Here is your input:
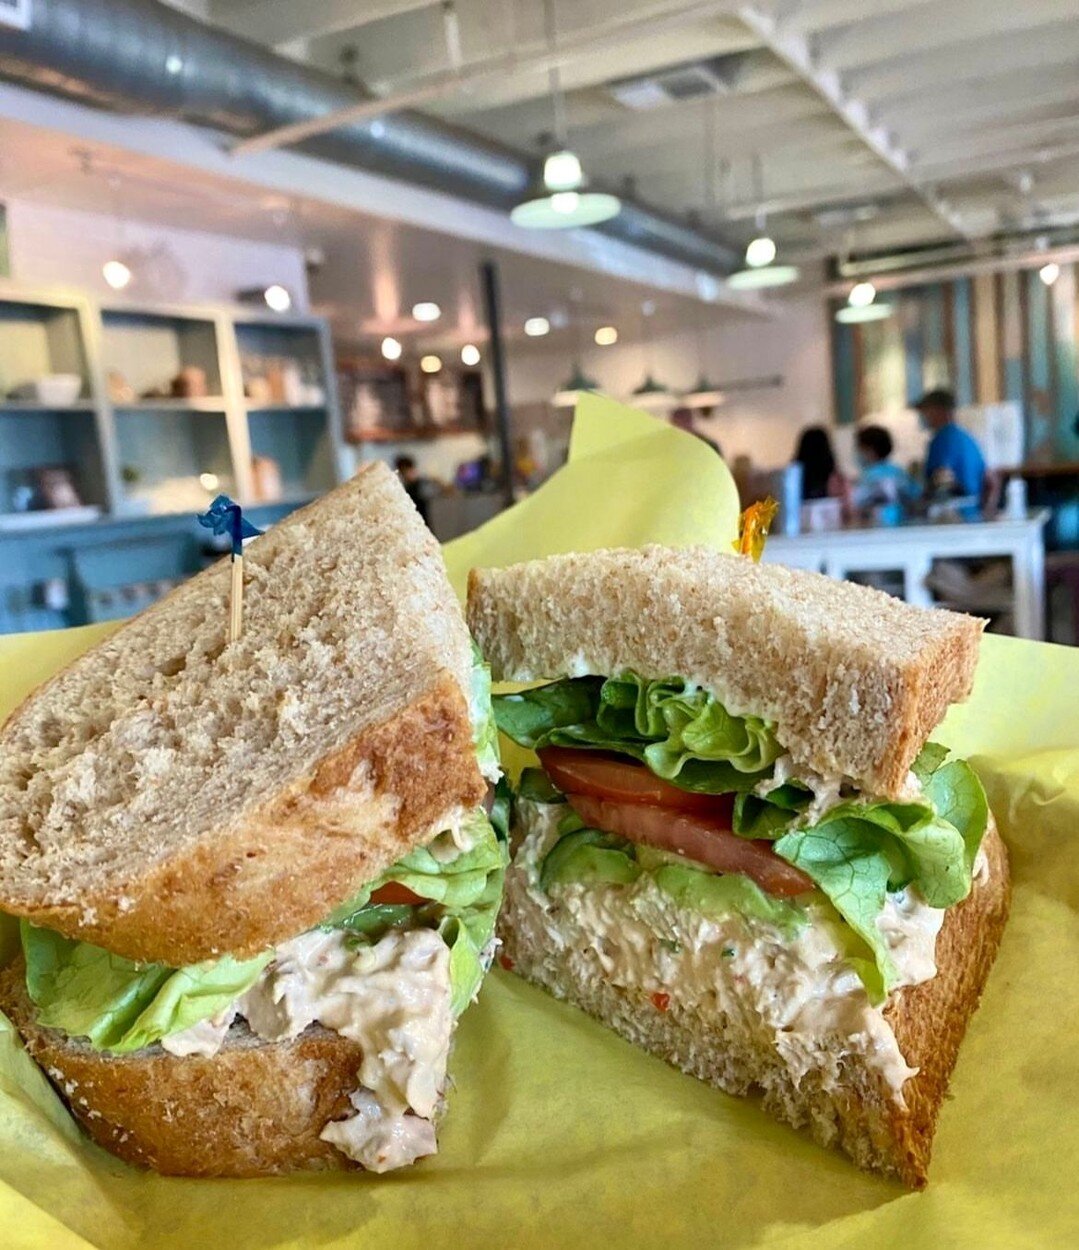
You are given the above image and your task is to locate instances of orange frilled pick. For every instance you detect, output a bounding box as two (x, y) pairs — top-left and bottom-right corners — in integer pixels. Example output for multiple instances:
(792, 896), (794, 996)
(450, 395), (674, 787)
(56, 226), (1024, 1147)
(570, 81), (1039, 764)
(733, 497), (779, 562)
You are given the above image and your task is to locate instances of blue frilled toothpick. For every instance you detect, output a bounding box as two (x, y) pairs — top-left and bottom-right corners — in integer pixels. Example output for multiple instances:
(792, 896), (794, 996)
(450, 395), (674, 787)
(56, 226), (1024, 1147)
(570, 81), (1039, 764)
(197, 495), (263, 642)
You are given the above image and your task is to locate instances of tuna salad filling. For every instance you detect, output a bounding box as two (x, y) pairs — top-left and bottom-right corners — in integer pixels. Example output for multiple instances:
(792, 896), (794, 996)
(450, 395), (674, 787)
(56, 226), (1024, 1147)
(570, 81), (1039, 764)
(493, 670), (991, 1101)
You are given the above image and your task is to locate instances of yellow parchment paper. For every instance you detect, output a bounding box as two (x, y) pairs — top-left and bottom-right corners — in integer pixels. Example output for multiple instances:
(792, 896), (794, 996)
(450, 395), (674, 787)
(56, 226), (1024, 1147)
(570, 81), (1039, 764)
(0, 394), (1076, 1249)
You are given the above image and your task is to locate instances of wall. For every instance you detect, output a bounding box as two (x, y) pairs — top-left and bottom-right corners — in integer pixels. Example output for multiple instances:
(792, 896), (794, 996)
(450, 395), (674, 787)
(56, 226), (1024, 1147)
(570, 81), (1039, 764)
(506, 292), (833, 473)
(833, 263), (1079, 463)
(4, 199), (309, 308)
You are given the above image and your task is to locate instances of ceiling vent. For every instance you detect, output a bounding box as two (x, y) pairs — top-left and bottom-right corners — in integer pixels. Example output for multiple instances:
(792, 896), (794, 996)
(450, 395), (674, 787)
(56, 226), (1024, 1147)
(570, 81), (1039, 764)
(608, 56), (739, 110)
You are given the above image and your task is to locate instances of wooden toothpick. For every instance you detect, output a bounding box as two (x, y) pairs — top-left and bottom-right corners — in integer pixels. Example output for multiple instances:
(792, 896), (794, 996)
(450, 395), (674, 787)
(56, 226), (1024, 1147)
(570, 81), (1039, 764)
(197, 495), (263, 642)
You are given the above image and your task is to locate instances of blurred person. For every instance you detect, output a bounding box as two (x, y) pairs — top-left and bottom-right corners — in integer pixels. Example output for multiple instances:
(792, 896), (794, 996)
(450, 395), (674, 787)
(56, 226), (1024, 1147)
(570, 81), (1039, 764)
(852, 424), (920, 514)
(793, 425), (845, 501)
(914, 388), (986, 501)
(671, 407), (722, 457)
(394, 453), (429, 526)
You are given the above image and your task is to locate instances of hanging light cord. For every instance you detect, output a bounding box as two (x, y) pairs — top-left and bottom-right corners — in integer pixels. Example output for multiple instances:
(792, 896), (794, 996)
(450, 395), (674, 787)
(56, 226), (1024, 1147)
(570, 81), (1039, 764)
(543, 0), (568, 147)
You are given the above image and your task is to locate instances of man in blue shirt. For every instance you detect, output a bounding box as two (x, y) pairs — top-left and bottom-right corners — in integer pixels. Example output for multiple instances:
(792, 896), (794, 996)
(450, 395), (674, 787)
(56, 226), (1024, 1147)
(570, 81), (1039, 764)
(915, 388), (986, 500)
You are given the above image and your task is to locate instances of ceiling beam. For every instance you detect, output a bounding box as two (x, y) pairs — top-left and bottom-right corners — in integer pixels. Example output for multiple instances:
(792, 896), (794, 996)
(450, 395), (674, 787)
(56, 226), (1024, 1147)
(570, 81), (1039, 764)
(876, 62), (1079, 126)
(814, 0), (1077, 74)
(776, 0), (927, 35)
(736, 3), (971, 239)
(230, 0), (741, 158)
(846, 20), (1079, 104)
(914, 136), (1079, 185)
(896, 88), (1079, 149)
(914, 115), (1079, 167)
(208, 0), (440, 51)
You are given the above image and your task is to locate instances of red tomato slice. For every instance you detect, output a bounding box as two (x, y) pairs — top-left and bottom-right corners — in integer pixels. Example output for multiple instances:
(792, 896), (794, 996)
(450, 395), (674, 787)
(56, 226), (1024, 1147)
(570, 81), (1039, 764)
(369, 882), (426, 906)
(565, 793), (813, 898)
(538, 747), (734, 819)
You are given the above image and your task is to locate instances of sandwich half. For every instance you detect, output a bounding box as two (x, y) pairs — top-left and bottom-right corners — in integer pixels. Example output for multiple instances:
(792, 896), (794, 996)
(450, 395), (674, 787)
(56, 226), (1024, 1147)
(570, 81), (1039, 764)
(468, 545), (1010, 1188)
(0, 462), (506, 1176)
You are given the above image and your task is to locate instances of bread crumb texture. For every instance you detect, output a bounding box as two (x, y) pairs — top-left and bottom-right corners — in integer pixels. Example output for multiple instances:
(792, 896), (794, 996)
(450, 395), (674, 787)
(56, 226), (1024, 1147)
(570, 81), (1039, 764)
(468, 547), (983, 797)
(0, 464), (485, 963)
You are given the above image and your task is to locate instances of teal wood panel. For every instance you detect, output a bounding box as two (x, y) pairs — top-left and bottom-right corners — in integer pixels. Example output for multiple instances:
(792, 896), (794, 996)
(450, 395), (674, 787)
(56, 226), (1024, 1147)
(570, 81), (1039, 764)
(951, 278), (974, 406)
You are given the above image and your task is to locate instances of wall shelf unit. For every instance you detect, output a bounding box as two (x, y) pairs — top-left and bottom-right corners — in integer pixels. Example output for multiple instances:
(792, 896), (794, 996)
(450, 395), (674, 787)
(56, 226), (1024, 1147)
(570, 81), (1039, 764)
(0, 282), (341, 632)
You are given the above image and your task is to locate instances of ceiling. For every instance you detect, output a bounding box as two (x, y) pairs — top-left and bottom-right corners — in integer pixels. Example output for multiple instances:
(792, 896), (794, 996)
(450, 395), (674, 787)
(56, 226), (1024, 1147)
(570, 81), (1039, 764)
(0, 111), (735, 352)
(176, 0), (1079, 264)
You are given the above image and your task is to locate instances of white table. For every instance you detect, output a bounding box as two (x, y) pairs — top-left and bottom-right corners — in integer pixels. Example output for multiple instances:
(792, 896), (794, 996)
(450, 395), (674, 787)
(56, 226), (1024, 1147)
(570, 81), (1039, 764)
(764, 511), (1049, 640)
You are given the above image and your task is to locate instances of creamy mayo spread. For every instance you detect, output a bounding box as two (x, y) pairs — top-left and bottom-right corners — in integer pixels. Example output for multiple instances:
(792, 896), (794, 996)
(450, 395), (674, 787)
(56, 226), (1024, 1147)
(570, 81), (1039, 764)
(161, 927), (454, 1171)
(755, 754), (845, 824)
(509, 801), (951, 1103)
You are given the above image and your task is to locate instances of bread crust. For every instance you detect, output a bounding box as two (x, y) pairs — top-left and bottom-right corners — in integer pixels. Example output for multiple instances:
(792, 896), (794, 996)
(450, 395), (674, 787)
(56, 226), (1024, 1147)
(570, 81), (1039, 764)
(500, 819), (1009, 1187)
(10, 670), (486, 965)
(0, 461), (484, 966)
(467, 549), (984, 798)
(0, 961), (364, 1176)
(881, 820), (1011, 1186)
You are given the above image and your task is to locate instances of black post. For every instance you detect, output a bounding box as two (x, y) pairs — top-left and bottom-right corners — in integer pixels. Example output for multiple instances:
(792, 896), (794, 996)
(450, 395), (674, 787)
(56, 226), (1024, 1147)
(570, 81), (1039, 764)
(480, 259), (515, 508)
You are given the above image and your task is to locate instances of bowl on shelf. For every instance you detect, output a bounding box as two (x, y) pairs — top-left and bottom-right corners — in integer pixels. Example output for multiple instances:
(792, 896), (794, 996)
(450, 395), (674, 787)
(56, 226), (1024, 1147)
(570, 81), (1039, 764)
(33, 374), (83, 406)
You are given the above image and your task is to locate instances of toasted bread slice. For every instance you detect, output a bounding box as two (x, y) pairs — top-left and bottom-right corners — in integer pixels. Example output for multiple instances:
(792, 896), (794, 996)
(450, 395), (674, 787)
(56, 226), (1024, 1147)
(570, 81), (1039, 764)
(499, 817), (1009, 1188)
(0, 960), (366, 1176)
(467, 547), (983, 799)
(0, 463), (486, 966)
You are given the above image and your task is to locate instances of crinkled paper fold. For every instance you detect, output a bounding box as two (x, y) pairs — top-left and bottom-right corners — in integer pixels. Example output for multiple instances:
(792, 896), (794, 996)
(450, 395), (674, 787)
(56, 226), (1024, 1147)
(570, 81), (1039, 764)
(0, 394), (1074, 1248)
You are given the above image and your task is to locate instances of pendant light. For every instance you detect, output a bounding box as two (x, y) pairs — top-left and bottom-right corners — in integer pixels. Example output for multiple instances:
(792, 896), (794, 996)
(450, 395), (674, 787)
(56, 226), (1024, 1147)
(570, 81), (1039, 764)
(101, 168), (135, 291)
(511, 0), (620, 231)
(629, 301), (676, 413)
(552, 361), (599, 408)
(834, 278), (893, 323)
(683, 319), (725, 410)
(726, 157), (799, 291)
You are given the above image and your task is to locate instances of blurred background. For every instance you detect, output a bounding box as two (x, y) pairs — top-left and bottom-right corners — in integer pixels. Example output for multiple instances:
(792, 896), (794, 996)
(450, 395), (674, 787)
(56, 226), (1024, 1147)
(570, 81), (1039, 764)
(0, 0), (1077, 640)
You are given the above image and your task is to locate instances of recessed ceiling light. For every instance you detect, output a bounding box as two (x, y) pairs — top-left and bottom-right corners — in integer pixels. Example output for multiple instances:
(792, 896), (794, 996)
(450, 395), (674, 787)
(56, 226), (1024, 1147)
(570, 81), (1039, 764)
(381, 336), (403, 361)
(412, 301), (441, 322)
(102, 259), (132, 290)
(594, 325), (618, 346)
(460, 344), (481, 366)
(263, 284), (292, 312)
(524, 316), (551, 337)
(1039, 262), (1061, 286)
(420, 354), (443, 373)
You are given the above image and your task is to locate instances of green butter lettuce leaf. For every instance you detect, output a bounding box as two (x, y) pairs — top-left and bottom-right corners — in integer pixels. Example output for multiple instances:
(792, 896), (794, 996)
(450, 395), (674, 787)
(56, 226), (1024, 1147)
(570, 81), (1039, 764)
(773, 820), (896, 1003)
(518, 767), (566, 803)
(329, 809), (507, 1017)
(22, 921), (270, 1054)
(493, 672), (781, 792)
(536, 813), (808, 932)
(773, 756), (989, 1003)
(28, 809), (508, 1051)
(326, 809), (508, 921)
(469, 640), (502, 780)
(924, 759), (989, 875)
(733, 784), (810, 838)
(911, 741), (950, 785)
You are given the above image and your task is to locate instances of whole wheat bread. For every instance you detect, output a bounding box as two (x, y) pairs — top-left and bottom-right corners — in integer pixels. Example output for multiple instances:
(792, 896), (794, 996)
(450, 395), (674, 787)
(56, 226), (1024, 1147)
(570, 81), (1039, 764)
(467, 547), (983, 798)
(0, 960), (369, 1175)
(499, 820), (1010, 1188)
(0, 463), (486, 966)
